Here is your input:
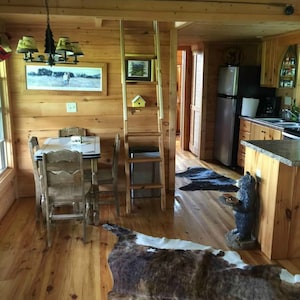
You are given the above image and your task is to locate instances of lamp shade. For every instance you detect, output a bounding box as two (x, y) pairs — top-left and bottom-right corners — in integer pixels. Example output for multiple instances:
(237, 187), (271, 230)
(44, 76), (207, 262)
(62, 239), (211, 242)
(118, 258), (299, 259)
(70, 42), (84, 56)
(16, 36), (38, 53)
(56, 37), (73, 54)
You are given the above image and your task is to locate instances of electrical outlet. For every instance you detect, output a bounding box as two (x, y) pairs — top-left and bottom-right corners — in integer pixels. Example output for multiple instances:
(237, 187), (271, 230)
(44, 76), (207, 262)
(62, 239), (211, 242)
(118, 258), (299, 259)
(66, 102), (77, 113)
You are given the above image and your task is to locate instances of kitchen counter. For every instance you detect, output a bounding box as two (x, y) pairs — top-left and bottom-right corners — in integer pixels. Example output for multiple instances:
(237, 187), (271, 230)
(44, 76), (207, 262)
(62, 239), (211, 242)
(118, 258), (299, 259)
(242, 138), (300, 260)
(241, 139), (300, 167)
(240, 116), (283, 129)
(240, 116), (299, 131)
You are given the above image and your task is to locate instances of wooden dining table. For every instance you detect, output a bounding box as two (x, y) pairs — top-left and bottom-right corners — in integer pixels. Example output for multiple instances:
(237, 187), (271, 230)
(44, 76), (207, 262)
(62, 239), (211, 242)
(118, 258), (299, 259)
(34, 136), (101, 225)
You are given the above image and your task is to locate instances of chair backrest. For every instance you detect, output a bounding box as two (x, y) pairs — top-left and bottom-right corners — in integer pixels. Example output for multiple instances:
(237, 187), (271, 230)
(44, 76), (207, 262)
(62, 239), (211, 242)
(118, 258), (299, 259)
(28, 136), (40, 182)
(58, 127), (87, 137)
(42, 150), (85, 204)
(112, 134), (120, 181)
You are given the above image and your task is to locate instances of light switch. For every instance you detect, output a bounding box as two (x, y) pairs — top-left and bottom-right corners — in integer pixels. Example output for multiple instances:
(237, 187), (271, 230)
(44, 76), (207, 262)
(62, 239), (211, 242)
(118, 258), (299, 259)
(66, 102), (77, 113)
(284, 96), (292, 105)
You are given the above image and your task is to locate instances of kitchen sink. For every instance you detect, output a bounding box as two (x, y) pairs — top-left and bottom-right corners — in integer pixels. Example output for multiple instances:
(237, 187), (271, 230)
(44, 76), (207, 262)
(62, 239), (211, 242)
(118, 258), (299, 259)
(275, 122), (300, 127)
(254, 118), (283, 123)
(253, 118), (300, 127)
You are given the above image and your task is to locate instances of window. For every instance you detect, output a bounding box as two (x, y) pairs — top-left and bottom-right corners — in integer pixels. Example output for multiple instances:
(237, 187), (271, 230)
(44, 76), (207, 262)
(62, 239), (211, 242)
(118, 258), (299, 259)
(0, 88), (7, 173)
(0, 61), (13, 174)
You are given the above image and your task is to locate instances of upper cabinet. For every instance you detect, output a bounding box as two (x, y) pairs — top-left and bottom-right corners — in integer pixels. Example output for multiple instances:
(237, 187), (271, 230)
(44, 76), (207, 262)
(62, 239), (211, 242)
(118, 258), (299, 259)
(279, 45), (297, 88)
(260, 39), (278, 88)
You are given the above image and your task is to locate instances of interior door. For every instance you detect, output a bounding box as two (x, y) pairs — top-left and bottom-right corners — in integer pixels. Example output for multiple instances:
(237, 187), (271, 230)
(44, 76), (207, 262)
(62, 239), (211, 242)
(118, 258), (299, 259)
(189, 51), (204, 156)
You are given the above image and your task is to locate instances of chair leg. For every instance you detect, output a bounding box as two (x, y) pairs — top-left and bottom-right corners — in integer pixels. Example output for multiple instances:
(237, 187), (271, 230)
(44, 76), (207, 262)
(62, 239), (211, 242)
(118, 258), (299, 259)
(113, 185), (120, 216)
(83, 200), (87, 243)
(45, 200), (52, 247)
(35, 190), (41, 222)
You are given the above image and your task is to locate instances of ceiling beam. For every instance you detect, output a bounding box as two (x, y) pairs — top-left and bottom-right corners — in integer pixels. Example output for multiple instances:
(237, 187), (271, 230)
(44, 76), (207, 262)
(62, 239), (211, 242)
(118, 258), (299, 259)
(0, 0), (299, 23)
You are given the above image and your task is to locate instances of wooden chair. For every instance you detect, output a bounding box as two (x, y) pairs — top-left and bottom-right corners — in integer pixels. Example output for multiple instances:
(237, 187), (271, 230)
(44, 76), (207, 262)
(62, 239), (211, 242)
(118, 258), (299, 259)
(28, 136), (43, 222)
(96, 134), (121, 217)
(58, 127), (87, 137)
(41, 149), (91, 247)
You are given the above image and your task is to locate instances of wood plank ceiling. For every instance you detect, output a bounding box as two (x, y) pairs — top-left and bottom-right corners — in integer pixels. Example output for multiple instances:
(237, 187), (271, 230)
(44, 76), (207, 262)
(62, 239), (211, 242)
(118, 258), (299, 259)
(0, 0), (300, 44)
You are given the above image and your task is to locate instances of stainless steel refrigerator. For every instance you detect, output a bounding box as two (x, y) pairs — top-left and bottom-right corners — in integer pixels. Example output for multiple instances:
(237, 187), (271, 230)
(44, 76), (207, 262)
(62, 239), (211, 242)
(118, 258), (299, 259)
(214, 66), (273, 167)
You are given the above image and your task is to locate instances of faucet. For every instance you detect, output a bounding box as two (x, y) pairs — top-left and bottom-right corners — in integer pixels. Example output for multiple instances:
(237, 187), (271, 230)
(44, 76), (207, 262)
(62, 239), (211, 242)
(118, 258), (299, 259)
(282, 108), (299, 121)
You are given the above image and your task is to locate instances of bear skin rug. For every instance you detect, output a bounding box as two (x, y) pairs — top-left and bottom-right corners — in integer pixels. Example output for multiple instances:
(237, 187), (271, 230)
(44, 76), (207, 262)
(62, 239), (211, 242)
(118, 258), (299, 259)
(103, 224), (300, 300)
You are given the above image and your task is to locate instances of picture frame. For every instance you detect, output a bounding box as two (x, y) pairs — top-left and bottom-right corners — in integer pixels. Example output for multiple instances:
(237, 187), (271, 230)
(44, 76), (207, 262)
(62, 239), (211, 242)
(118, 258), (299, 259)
(125, 59), (151, 81)
(25, 63), (107, 94)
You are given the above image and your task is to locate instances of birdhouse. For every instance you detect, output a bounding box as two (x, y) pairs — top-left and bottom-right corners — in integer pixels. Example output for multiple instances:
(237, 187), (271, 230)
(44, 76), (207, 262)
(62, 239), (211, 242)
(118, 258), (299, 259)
(131, 95), (146, 107)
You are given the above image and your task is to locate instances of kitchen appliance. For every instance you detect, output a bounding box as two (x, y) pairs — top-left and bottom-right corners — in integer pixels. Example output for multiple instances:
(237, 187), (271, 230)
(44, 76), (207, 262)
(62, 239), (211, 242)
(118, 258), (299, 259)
(214, 65), (275, 167)
(256, 96), (281, 117)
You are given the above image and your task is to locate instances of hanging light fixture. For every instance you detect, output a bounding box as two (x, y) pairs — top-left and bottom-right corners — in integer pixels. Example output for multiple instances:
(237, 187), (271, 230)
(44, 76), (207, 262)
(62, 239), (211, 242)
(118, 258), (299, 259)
(16, 0), (83, 66)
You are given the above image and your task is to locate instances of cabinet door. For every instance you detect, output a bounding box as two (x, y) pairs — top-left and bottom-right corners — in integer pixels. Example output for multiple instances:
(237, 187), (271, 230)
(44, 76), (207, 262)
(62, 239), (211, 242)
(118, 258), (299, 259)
(279, 45), (297, 88)
(237, 119), (251, 168)
(260, 39), (278, 88)
(251, 123), (282, 140)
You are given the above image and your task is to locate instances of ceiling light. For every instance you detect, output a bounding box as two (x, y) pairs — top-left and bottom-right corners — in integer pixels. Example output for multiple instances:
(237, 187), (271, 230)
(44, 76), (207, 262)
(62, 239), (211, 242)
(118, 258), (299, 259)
(16, 0), (83, 66)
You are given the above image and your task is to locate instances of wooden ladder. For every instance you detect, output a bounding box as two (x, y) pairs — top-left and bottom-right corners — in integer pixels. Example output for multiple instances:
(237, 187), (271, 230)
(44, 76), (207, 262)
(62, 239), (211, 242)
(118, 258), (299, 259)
(120, 20), (166, 214)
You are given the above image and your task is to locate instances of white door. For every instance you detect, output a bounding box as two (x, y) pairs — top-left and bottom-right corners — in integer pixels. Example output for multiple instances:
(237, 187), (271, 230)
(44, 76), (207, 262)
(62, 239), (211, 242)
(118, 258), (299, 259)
(189, 51), (204, 156)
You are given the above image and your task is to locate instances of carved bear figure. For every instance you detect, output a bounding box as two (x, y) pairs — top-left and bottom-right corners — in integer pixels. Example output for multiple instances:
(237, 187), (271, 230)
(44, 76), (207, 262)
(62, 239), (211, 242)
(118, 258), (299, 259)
(233, 171), (257, 240)
(225, 171), (257, 249)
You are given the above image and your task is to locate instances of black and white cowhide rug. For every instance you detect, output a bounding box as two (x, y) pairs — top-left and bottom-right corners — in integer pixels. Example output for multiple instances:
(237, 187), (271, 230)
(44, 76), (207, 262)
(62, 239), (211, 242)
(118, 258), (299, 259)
(176, 167), (239, 192)
(104, 224), (300, 300)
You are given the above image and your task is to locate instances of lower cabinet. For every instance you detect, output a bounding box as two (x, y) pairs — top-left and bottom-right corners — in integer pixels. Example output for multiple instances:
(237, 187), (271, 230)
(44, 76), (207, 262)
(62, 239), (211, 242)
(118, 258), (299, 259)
(237, 119), (282, 168)
(237, 119), (251, 168)
(250, 122), (282, 140)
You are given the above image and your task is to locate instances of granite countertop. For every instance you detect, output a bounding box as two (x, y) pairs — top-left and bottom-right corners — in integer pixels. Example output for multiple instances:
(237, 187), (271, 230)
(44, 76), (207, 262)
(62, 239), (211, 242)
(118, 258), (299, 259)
(241, 140), (300, 167)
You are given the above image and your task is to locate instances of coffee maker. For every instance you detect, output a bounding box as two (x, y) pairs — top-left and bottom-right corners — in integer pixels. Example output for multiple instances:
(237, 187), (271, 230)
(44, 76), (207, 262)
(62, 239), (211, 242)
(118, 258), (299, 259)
(256, 96), (281, 117)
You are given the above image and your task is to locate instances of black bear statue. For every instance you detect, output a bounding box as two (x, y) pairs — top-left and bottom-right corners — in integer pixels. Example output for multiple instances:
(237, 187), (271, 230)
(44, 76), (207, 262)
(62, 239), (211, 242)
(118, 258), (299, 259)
(220, 171), (258, 250)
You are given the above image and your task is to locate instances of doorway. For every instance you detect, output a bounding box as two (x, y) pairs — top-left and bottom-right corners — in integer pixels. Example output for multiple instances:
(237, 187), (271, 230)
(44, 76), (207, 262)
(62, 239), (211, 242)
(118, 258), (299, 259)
(177, 47), (204, 158)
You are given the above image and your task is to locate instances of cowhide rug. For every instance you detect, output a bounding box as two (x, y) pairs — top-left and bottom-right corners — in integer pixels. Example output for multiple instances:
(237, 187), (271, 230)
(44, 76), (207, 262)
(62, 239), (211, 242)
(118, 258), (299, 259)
(103, 224), (300, 300)
(176, 167), (239, 192)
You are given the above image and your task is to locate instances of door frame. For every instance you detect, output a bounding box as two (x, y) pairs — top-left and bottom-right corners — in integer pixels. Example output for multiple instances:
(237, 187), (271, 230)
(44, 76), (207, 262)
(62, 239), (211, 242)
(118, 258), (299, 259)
(178, 46), (192, 151)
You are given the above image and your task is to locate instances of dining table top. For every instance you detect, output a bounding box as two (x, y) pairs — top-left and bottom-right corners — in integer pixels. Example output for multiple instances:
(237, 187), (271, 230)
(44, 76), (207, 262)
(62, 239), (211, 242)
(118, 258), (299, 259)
(34, 136), (101, 160)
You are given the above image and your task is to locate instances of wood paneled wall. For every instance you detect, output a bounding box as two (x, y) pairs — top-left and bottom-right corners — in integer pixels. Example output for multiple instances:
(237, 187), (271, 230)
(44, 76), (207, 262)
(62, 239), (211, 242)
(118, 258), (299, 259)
(5, 21), (174, 198)
(199, 41), (261, 161)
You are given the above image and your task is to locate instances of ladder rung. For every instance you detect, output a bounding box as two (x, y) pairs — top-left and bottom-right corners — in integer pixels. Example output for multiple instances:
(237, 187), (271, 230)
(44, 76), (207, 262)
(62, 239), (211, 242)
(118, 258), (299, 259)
(127, 132), (161, 137)
(125, 53), (157, 60)
(128, 157), (162, 163)
(51, 214), (83, 220)
(129, 183), (163, 190)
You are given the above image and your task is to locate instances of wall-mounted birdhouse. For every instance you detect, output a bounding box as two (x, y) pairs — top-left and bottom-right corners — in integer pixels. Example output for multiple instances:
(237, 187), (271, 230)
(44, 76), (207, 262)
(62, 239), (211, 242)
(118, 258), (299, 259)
(131, 95), (146, 107)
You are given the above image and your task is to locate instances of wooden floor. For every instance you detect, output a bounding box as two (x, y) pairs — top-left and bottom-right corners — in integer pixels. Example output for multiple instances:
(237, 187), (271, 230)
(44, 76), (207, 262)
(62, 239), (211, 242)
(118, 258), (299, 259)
(1, 140), (300, 299)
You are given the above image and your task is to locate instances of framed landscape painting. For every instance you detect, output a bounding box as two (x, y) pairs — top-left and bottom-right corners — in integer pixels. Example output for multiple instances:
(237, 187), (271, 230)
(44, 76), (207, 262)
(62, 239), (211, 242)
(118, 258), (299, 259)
(25, 63), (107, 94)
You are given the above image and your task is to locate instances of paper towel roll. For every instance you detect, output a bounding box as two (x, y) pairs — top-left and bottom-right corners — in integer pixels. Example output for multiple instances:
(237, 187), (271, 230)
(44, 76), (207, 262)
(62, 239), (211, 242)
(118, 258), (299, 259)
(241, 98), (259, 117)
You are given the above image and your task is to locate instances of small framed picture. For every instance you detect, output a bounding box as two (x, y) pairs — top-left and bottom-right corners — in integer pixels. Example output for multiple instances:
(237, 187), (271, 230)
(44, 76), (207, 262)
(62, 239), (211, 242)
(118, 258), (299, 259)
(125, 59), (151, 81)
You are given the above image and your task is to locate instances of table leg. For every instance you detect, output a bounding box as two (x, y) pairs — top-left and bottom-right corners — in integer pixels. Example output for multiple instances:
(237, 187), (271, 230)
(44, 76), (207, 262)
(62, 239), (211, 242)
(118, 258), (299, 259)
(91, 158), (99, 226)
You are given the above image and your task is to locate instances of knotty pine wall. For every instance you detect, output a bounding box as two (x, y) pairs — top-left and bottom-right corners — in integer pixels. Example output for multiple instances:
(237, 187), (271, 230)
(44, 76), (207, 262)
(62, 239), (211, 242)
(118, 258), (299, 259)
(196, 40), (261, 161)
(5, 20), (174, 199)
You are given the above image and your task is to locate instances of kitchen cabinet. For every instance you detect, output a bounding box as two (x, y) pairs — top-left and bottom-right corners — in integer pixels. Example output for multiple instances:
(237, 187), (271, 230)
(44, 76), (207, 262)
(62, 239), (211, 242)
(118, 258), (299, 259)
(279, 45), (297, 88)
(237, 119), (282, 168)
(243, 140), (300, 259)
(260, 39), (278, 88)
(237, 119), (251, 168)
(250, 123), (282, 140)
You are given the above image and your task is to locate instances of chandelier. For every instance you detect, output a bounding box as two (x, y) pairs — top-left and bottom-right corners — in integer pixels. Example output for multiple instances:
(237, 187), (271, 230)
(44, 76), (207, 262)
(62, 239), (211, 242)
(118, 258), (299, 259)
(16, 0), (83, 66)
